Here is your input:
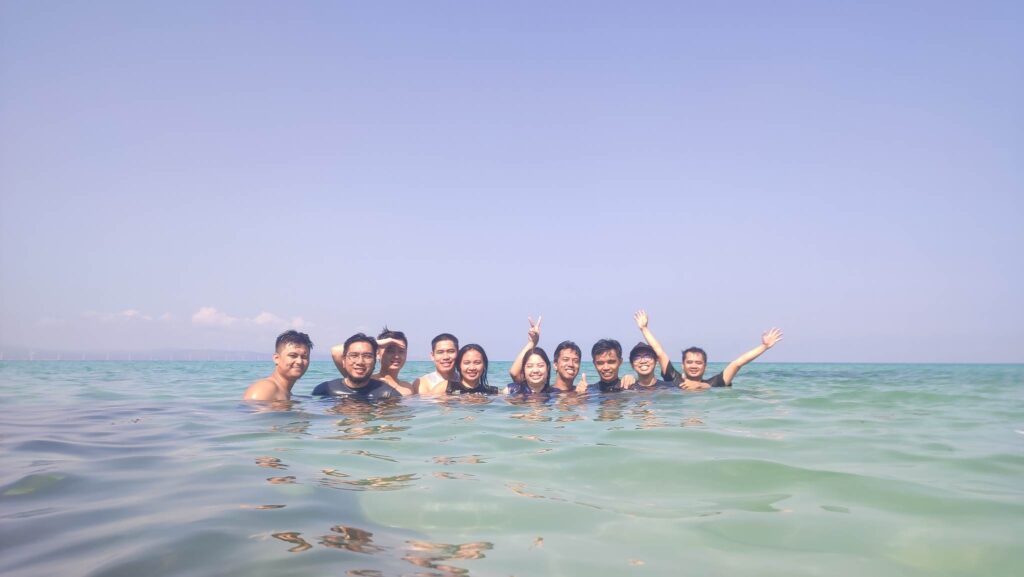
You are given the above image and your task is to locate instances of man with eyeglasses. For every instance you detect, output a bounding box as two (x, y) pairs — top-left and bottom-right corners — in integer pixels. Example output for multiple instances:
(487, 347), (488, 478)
(625, 341), (676, 390)
(314, 333), (401, 399)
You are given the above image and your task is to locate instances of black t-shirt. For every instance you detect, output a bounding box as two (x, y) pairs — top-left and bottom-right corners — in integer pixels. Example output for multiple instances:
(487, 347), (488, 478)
(446, 380), (501, 395)
(505, 382), (553, 396)
(630, 378), (677, 390)
(597, 377), (626, 393)
(662, 363), (730, 387)
(312, 378), (402, 400)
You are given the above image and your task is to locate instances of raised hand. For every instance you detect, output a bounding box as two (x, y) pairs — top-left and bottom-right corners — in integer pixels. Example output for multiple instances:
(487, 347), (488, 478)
(527, 315), (542, 345)
(762, 328), (784, 348)
(634, 309), (648, 329)
(621, 374), (636, 389)
(577, 371), (589, 393)
(375, 337), (400, 358)
(680, 381), (710, 391)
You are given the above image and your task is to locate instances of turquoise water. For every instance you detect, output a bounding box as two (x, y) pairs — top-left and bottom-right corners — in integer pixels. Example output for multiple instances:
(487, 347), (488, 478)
(1, 361), (1022, 577)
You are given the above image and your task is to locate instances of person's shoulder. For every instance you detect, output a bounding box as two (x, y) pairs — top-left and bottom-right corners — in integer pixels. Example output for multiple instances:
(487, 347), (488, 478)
(705, 372), (731, 387)
(662, 362), (682, 383)
(312, 378), (345, 396)
(393, 379), (418, 396)
(243, 378), (282, 401)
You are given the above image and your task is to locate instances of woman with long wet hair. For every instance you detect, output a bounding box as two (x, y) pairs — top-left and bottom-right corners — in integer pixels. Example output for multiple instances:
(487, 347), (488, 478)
(446, 344), (500, 395)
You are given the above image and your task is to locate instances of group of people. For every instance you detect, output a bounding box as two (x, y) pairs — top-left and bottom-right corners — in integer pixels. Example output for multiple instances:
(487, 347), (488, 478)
(242, 310), (784, 402)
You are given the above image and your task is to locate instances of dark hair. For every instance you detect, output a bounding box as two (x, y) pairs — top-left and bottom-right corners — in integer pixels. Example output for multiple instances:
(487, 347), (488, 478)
(276, 330), (313, 352)
(343, 333), (378, 355)
(681, 346), (707, 363)
(455, 343), (489, 386)
(431, 333), (459, 351)
(553, 340), (581, 361)
(591, 339), (622, 360)
(377, 326), (407, 345)
(517, 347), (551, 386)
(629, 342), (656, 363)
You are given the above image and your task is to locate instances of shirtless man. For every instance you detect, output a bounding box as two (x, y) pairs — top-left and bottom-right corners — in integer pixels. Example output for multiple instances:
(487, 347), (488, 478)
(634, 309), (783, 389)
(242, 330), (313, 401)
(414, 333), (459, 397)
(331, 326), (416, 396)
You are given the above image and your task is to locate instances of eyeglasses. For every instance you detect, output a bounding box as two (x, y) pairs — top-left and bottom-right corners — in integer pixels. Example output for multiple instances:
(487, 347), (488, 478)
(344, 353), (375, 361)
(632, 354), (655, 362)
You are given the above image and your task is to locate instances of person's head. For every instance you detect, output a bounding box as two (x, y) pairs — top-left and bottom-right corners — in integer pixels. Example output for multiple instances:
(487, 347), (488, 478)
(377, 326), (408, 373)
(273, 330), (313, 380)
(430, 333), (459, 374)
(591, 339), (623, 382)
(553, 340), (582, 383)
(342, 333), (378, 384)
(519, 347), (551, 389)
(681, 346), (708, 380)
(629, 342), (657, 378)
(455, 344), (489, 387)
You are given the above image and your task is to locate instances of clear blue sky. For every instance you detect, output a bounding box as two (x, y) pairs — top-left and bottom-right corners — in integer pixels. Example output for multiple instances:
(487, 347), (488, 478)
(2, 1), (1021, 362)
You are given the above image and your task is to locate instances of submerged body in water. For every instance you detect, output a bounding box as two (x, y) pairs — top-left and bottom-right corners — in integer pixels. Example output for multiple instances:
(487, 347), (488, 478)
(3, 360), (1023, 577)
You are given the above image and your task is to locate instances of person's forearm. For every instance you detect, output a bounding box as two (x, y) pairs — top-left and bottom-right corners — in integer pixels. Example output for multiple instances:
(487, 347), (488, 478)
(508, 341), (532, 380)
(640, 327), (672, 373)
(730, 343), (769, 370)
(330, 345), (346, 375)
(723, 343), (769, 384)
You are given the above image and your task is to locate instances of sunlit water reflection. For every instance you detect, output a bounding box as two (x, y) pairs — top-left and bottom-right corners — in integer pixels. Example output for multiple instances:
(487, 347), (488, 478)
(1, 361), (1022, 576)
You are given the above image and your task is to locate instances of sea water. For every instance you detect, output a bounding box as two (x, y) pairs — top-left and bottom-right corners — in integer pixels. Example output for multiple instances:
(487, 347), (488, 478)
(1, 361), (1022, 577)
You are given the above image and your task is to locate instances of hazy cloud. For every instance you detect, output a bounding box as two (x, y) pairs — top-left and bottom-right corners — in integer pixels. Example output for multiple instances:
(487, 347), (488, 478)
(191, 307), (239, 327)
(191, 307), (311, 330)
(83, 309), (156, 322)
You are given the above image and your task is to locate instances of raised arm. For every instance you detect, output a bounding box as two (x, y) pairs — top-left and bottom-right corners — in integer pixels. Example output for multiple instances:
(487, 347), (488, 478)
(330, 344), (347, 376)
(508, 316), (541, 381)
(722, 328), (783, 385)
(634, 310), (672, 374)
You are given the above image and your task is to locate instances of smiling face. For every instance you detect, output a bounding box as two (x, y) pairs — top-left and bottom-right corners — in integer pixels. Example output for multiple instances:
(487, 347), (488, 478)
(683, 351), (707, 380)
(379, 341), (407, 373)
(342, 341), (377, 384)
(555, 349), (580, 383)
(593, 350), (622, 382)
(523, 352), (549, 388)
(273, 343), (310, 381)
(459, 349), (485, 387)
(631, 353), (656, 378)
(431, 339), (458, 374)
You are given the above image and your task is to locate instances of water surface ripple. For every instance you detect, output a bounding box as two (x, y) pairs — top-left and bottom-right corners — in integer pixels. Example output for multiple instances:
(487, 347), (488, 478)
(1, 361), (1022, 576)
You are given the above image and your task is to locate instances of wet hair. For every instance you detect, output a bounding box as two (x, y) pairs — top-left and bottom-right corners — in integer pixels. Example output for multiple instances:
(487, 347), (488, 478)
(681, 346), (707, 364)
(455, 343), (489, 386)
(343, 332), (378, 356)
(431, 333), (459, 351)
(517, 347), (551, 387)
(590, 339), (622, 360)
(276, 330), (313, 352)
(377, 326), (407, 346)
(629, 342), (656, 363)
(553, 340), (582, 361)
